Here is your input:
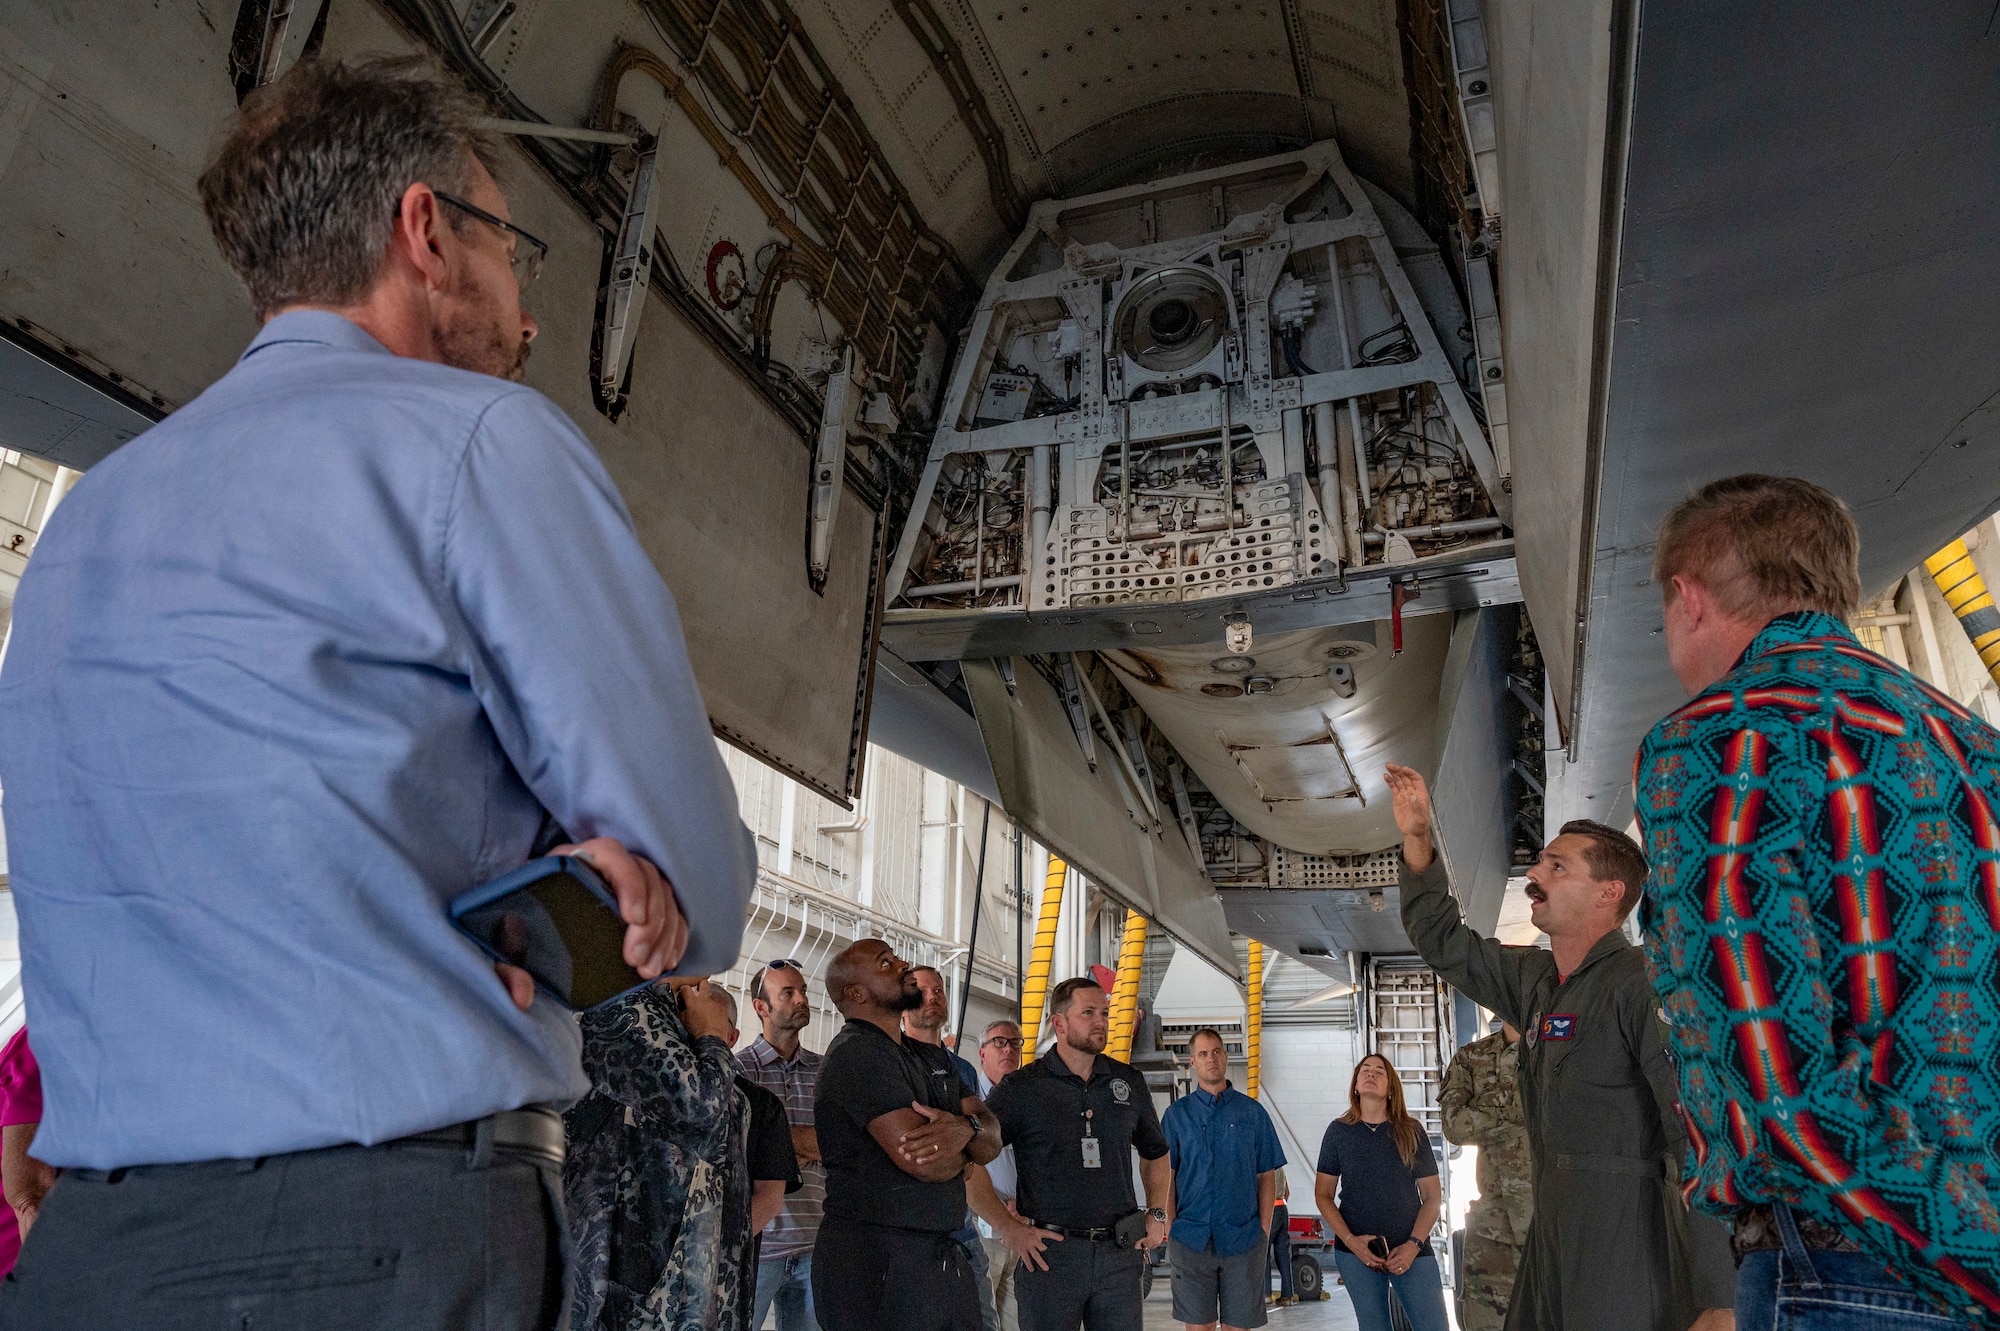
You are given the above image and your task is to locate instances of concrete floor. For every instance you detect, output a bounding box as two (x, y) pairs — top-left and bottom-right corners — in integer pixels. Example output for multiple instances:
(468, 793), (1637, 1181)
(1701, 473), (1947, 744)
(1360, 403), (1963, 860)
(1139, 1272), (1465, 1330)
(1141, 1282), (1361, 1330)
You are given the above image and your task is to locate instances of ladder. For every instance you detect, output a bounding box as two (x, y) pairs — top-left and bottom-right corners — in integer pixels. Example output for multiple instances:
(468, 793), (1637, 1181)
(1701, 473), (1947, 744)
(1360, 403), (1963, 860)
(1366, 957), (1455, 1241)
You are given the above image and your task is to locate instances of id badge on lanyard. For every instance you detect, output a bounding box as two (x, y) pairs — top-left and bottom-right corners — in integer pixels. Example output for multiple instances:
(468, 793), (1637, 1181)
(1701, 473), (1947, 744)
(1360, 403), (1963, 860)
(1082, 1107), (1101, 1168)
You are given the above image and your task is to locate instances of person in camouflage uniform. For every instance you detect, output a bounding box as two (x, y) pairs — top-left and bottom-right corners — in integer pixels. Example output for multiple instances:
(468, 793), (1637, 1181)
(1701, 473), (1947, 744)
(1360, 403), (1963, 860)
(1441, 1022), (1532, 1331)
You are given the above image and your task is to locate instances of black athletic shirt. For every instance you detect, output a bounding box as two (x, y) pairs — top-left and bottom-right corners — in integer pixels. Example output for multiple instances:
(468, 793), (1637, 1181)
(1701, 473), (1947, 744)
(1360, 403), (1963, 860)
(738, 1075), (802, 1192)
(815, 1016), (971, 1232)
(1315, 1118), (1438, 1246)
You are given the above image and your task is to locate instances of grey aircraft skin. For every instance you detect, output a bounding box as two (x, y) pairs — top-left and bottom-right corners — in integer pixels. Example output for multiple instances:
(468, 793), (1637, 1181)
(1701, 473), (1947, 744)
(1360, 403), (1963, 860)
(2, 0), (1999, 981)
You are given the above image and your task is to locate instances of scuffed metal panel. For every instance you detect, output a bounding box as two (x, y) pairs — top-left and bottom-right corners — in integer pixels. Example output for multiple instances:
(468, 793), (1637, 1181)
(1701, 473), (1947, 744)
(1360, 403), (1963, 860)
(0, 0), (887, 802)
(1429, 607), (1513, 936)
(1555, 1), (2000, 825)
(868, 650), (1002, 804)
(1480, 0), (1616, 746)
(0, 4), (260, 402)
(603, 295), (887, 803)
(1101, 617), (1452, 857)
(961, 655), (1237, 980)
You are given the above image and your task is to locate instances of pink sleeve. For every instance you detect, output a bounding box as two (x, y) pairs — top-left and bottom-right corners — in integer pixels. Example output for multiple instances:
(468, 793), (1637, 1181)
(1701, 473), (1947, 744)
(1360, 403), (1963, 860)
(0, 1030), (42, 1127)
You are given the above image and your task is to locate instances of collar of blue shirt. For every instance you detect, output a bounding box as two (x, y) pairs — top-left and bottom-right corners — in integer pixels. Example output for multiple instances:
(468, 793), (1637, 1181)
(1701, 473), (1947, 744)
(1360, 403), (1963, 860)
(242, 309), (395, 363)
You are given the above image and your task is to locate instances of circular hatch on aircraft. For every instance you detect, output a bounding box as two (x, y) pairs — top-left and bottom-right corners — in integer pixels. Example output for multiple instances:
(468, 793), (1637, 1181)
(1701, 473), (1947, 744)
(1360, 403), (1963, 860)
(1114, 266), (1229, 375)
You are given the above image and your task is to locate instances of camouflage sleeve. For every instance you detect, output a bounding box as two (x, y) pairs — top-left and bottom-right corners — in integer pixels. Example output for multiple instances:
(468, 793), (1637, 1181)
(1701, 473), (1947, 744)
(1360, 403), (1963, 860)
(1439, 1046), (1478, 1146)
(1440, 1044), (1509, 1148)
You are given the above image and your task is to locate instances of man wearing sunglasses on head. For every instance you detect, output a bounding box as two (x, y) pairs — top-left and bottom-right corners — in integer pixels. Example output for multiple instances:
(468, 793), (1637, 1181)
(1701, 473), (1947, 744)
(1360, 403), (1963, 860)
(0, 56), (755, 1331)
(740, 959), (827, 1331)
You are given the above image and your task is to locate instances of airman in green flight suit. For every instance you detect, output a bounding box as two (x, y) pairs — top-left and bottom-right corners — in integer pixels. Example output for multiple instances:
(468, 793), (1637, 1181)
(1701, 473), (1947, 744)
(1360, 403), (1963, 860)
(1383, 764), (1736, 1331)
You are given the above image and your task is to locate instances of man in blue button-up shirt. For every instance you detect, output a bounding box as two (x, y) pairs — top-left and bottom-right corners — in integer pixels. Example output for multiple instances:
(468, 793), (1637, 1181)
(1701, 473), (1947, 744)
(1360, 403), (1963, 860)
(1161, 1029), (1287, 1331)
(0, 58), (754, 1331)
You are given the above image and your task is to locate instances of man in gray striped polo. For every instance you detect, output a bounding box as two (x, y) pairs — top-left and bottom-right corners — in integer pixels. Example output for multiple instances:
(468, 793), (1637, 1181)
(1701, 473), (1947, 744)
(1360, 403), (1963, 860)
(739, 960), (825, 1331)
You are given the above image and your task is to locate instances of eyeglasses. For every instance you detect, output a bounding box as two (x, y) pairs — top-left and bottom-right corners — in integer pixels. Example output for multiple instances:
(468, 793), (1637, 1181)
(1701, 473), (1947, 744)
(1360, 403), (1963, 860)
(982, 1036), (1025, 1050)
(430, 190), (548, 292)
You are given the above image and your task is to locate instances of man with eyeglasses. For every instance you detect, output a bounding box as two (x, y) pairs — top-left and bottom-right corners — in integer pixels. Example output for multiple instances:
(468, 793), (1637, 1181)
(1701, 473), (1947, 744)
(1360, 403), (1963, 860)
(906, 967), (997, 1331)
(0, 57), (755, 1331)
(971, 1021), (1026, 1331)
(740, 959), (826, 1331)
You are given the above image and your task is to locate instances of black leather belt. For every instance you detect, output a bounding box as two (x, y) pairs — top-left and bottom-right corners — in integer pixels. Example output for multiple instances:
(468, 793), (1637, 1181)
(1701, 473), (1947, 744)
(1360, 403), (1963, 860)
(1034, 1222), (1121, 1241)
(400, 1106), (564, 1168)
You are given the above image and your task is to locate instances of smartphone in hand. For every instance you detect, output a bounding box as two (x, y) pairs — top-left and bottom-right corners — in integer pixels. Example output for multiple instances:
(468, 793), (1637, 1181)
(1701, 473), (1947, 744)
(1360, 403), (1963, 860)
(451, 856), (647, 1011)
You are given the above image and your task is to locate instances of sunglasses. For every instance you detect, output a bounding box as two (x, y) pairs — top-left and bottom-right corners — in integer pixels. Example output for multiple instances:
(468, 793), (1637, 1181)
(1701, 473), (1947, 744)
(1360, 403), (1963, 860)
(429, 189), (549, 292)
(766, 959), (803, 972)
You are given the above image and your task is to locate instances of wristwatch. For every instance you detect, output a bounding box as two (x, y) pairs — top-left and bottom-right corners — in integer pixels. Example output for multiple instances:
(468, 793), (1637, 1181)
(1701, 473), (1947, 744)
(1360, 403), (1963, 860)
(1146, 1207), (1167, 1223)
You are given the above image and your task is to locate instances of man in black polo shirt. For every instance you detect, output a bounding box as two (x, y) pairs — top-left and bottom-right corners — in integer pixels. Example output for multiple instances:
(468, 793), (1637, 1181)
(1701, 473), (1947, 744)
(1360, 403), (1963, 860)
(973, 978), (1170, 1331)
(813, 938), (1003, 1331)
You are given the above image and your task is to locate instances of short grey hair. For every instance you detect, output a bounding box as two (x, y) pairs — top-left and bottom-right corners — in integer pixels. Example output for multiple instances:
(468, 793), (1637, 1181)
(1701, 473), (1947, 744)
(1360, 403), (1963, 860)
(982, 1018), (1020, 1039)
(713, 983), (739, 1030)
(198, 56), (504, 319)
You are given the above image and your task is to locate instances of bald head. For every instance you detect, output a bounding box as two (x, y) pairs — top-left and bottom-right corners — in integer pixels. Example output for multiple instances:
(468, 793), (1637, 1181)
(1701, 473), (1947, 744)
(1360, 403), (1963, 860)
(826, 938), (922, 1020)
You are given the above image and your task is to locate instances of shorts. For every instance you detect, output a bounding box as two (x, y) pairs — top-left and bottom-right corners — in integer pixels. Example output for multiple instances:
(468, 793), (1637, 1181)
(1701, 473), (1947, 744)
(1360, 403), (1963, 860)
(1168, 1235), (1268, 1329)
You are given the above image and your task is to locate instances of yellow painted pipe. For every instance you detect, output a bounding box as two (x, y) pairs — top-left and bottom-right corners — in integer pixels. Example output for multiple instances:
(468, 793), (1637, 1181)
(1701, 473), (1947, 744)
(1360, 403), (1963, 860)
(1246, 940), (1265, 1099)
(1106, 911), (1148, 1061)
(1925, 539), (2000, 684)
(1019, 856), (1067, 1065)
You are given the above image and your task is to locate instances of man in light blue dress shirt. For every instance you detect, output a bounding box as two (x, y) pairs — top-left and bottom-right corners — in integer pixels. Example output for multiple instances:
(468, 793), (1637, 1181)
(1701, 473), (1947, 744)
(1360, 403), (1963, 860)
(0, 57), (754, 1330)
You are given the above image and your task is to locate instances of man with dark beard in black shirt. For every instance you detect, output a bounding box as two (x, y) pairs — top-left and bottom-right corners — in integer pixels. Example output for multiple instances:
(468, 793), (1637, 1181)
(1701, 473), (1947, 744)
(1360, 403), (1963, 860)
(813, 939), (1003, 1331)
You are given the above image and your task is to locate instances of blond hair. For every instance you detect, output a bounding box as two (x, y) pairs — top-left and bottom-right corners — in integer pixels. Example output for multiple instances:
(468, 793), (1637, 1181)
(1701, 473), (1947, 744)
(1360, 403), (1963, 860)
(1653, 475), (1860, 619)
(1339, 1054), (1422, 1167)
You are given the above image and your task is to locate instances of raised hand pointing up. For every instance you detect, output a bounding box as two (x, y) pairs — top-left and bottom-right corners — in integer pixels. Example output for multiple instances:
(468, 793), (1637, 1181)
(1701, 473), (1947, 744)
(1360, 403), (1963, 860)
(1383, 764), (1435, 870)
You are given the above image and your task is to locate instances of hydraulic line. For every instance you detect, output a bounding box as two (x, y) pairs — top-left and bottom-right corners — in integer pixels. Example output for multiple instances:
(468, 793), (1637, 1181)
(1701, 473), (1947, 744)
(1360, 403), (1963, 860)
(1105, 911), (1149, 1062)
(1246, 940), (1265, 1099)
(1924, 538), (2000, 685)
(1019, 856), (1067, 1065)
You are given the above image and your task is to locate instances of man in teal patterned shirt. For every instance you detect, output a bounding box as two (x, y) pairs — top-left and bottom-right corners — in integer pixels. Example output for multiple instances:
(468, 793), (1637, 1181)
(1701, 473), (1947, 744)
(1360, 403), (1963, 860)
(1636, 475), (2000, 1328)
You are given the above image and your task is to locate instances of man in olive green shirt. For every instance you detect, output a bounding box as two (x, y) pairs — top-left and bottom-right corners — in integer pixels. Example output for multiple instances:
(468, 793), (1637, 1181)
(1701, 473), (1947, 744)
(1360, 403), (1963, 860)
(1384, 764), (1734, 1331)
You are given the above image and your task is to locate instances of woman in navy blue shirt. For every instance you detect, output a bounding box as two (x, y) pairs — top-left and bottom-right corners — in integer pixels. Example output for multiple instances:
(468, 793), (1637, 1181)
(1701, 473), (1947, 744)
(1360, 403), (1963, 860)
(1313, 1054), (1449, 1331)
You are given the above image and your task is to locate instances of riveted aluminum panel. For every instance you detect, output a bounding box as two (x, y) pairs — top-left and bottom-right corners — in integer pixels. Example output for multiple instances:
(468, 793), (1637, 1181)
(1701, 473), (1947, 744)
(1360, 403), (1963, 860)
(961, 655), (1238, 979)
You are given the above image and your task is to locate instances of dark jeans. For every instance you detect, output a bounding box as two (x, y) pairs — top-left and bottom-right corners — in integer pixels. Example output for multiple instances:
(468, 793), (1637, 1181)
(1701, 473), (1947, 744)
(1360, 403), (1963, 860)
(0, 1133), (564, 1330)
(813, 1220), (982, 1331)
(1016, 1234), (1144, 1331)
(1736, 1204), (1963, 1329)
(1270, 1205), (1293, 1298)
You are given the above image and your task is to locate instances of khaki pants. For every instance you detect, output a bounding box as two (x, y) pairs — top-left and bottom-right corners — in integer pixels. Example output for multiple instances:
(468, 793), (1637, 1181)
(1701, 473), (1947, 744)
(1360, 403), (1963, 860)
(981, 1236), (1021, 1331)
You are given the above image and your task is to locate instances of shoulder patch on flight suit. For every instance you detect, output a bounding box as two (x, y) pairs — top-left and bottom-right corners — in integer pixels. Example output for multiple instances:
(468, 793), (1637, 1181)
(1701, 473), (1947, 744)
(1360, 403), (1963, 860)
(1539, 1014), (1577, 1041)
